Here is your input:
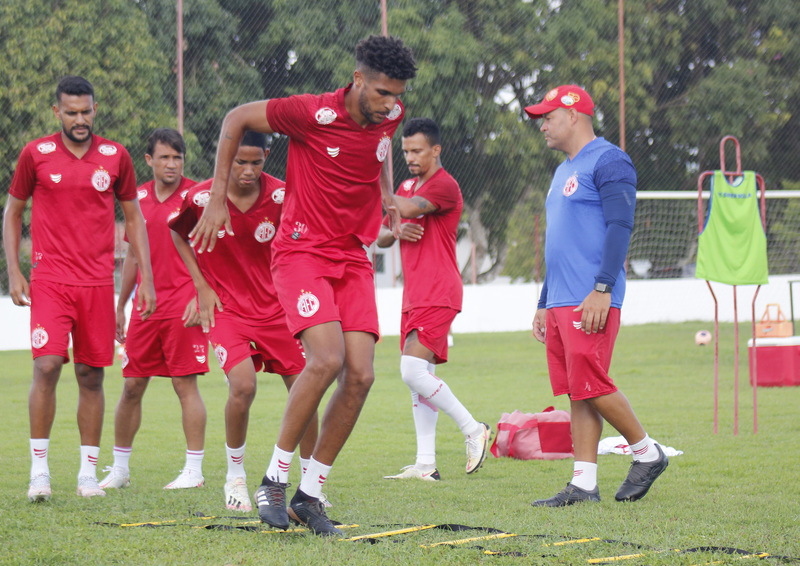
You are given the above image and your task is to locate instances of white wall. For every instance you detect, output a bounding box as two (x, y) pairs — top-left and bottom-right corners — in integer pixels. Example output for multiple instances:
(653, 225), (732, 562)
(3, 274), (799, 350)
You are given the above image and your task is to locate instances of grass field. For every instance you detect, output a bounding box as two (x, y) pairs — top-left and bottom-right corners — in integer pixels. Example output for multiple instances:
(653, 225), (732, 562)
(2, 322), (799, 565)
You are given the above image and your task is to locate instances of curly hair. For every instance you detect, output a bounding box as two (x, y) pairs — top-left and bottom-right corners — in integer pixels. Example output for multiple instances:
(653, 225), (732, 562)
(355, 35), (417, 81)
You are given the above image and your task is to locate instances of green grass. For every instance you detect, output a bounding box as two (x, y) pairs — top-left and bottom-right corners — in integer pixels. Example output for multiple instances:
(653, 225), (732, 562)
(2, 322), (800, 565)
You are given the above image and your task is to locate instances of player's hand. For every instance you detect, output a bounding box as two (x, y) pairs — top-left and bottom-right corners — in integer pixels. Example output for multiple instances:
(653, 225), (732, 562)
(573, 291), (611, 334)
(182, 297), (201, 328)
(115, 308), (127, 344)
(136, 282), (157, 321)
(397, 223), (424, 242)
(382, 193), (402, 239)
(189, 194), (233, 253)
(8, 271), (31, 307)
(197, 287), (223, 333)
(532, 308), (547, 343)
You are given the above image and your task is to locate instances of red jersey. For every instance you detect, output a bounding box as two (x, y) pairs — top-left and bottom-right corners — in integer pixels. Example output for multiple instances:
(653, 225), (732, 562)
(128, 177), (197, 320)
(385, 167), (463, 312)
(266, 85), (404, 259)
(169, 172), (286, 325)
(9, 133), (138, 286)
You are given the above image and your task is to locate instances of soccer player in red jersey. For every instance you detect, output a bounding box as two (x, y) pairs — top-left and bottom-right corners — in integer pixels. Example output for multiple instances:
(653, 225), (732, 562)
(188, 35), (417, 535)
(170, 132), (319, 513)
(377, 118), (491, 482)
(3, 76), (155, 502)
(99, 128), (209, 493)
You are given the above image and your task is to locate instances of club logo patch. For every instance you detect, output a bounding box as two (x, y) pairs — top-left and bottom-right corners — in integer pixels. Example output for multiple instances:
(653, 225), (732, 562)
(92, 168), (112, 192)
(402, 179), (414, 191)
(50, 174), (62, 184)
(214, 344), (228, 367)
(376, 135), (391, 163)
(562, 173), (579, 197)
(37, 142), (57, 154)
(137, 189), (148, 200)
(387, 103), (402, 121)
(544, 88), (559, 102)
(327, 147), (340, 158)
(297, 292), (320, 318)
(315, 107), (337, 125)
(180, 189), (190, 199)
(193, 190), (211, 207)
(98, 144), (118, 156)
(254, 220), (276, 243)
(271, 188), (285, 204)
(31, 326), (49, 349)
(561, 92), (580, 107)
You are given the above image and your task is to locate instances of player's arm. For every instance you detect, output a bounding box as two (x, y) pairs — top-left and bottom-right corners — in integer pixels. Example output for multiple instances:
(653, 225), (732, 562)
(120, 199), (156, 320)
(190, 100), (274, 253)
(393, 193), (437, 219)
(380, 162), (401, 238)
(2, 195), (31, 306)
(171, 230), (222, 333)
(115, 250), (139, 343)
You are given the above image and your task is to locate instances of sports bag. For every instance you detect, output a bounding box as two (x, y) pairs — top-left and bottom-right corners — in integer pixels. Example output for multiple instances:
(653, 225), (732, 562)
(489, 407), (573, 460)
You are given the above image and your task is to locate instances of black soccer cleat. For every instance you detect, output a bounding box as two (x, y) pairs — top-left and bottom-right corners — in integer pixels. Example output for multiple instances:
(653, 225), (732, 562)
(288, 488), (342, 536)
(615, 443), (669, 502)
(255, 476), (289, 529)
(531, 483), (601, 507)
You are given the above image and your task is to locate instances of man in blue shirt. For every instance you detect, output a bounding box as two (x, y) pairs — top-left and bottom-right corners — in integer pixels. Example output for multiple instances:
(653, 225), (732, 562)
(528, 85), (668, 506)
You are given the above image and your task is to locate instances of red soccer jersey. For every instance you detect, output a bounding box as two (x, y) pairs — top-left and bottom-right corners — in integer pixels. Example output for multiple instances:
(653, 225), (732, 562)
(266, 85), (404, 258)
(169, 173), (286, 325)
(9, 133), (138, 286)
(127, 177), (197, 320)
(385, 167), (464, 312)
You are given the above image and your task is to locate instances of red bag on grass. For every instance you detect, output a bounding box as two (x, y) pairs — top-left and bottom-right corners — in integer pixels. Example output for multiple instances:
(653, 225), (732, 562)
(490, 407), (573, 460)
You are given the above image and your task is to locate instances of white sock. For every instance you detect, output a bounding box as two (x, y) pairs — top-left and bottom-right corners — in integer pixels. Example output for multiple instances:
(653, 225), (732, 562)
(266, 445), (294, 484)
(571, 461), (598, 491)
(78, 445), (100, 479)
(629, 434), (659, 463)
(400, 355), (478, 437)
(410, 391), (438, 470)
(299, 457), (311, 477)
(185, 449), (204, 474)
(30, 439), (50, 477)
(299, 457), (331, 500)
(226, 443), (246, 482)
(112, 446), (132, 472)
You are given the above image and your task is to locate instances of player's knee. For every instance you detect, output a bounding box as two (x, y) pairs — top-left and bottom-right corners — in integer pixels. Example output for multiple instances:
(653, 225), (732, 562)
(343, 367), (374, 395)
(33, 356), (63, 382)
(305, 350), (345, 381)
(75, 364), (103, 390)
(400, 355), (429, 390)
(121, 377), (148, 401)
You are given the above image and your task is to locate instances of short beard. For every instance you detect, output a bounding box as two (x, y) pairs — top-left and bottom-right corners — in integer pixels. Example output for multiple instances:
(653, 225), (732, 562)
(358, 89), (386, 125)
(63, 124), (92, 143)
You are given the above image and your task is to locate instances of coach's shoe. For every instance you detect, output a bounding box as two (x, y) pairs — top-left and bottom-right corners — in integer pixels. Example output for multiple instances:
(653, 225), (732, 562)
(28, 473), (52, 503)
(255, 476), (289, 529)
(77, 475), (106, 498)
(163, 469), (204, 490)
(615, 444), (669, 502)
(531, 483), (600, 507)
(288, 488), (342, 536)
(224, 477), (252, 512)
(465, 422), (491, 474)
(384, 465), (441, 482)
(99, 466), (131, 489)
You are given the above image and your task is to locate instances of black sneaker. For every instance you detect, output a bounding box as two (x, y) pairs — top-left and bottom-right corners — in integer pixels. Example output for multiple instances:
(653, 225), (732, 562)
(531, 483), (601, 507)
(255, 476), (289, 529)
(615, 443), (669, 502)
(288, 488), (342, 536)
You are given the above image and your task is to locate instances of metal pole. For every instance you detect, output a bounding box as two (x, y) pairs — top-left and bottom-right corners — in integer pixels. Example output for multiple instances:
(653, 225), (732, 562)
(177, 0), (184, 135)
(618, 0), (626, 151)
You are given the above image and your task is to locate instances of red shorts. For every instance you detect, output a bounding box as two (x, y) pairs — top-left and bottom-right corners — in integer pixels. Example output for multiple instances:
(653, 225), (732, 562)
(401, 307), (459, 364)
(207, 312), (305, 376)
(545, 306), (621, 401)
(272, 250), (379, 339)
(122, 316), (209, 378)
(29, 280), (115, 366)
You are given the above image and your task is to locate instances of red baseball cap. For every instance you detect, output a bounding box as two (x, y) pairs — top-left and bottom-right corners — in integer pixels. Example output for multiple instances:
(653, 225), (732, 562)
(524, 85), (594, 119)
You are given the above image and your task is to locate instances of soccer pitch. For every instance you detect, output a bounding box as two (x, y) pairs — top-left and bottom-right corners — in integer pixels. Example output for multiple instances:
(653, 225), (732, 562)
(2, 323), (799, 565)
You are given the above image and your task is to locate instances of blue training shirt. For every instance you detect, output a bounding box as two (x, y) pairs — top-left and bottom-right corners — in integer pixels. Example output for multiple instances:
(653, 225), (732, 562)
(539, 137), (637, 310)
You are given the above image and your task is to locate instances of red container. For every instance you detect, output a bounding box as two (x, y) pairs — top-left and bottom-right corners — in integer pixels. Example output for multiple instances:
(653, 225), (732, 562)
(748, 337), (800, 387)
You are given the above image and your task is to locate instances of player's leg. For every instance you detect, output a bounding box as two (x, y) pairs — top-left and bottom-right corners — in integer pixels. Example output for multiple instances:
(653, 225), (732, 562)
(222, 357), (256, 510)
(28, 354), (64, 502)
(166, 374), (207, 489)
(280, 373), (319, 464)
(74, 362), (106, 497)
(100, 376), (149, 489)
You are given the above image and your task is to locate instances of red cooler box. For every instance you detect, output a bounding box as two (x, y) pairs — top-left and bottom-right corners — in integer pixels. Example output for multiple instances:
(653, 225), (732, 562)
(748, 337), (800, 387)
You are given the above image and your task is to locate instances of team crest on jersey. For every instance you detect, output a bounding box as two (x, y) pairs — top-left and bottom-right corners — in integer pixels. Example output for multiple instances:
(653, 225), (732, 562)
(37, 141), (57, 154)
(137, 189), (148, 200)
(327, 147), (340, 158)
(98, 144), (118, 156)
(376, 135), (391, 163)
(315, 107), (337, 125)
(193, 190), (211, 207)
(271, 188), (285, 204)
(402, 179), (414, 191)
(31, 326), (49, 349)
(193, 344), (206, 364)
(50, 174), (62, 184)
(387, 103), (402, 121)
(562, 173), (579, 197)
(180, 189), (189, 199)
(254, 219), (276, 243)
(92, 168), (112, 192)
(167, 209), (180, 223)
(213, 344), (227, 367)
(297, 291), (320, 318)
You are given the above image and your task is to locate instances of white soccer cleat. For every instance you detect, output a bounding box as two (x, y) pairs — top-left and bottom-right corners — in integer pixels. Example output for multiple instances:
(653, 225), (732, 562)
(224, 477), (252, 511)
(465, 422), (491, 474)
(99, 466), (131, 489)
(164, 469), (205, 490)
(28, 473), (52, 502)
(77, 475), (106, 498)
(383, 465), (441, 482)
